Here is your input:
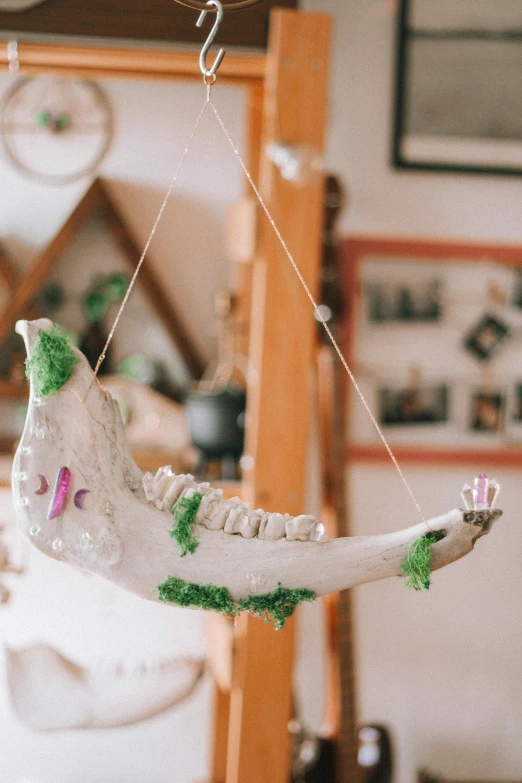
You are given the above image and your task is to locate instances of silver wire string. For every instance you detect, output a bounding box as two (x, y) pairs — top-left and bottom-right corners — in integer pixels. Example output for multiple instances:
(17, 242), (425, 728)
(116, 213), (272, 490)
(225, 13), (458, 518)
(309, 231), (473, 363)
(91, 87), (425, 524)
(89, 97), (210, 388)
(208, 99), (426, 524)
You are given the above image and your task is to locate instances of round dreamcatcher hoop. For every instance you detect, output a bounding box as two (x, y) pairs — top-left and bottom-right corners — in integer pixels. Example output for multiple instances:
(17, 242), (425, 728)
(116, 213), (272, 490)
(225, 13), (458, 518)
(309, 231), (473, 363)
(1, 76), (113, 186)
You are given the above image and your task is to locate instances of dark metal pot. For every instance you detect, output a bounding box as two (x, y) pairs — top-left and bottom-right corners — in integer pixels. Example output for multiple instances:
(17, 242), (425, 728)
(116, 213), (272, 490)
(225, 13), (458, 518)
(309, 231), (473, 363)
(185, 386), (246, 461)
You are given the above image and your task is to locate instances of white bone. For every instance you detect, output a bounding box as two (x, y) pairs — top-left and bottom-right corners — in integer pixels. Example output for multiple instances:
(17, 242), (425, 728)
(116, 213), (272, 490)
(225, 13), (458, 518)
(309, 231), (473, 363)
(5, 643), (204, 730)
(11, 319), (502, 606)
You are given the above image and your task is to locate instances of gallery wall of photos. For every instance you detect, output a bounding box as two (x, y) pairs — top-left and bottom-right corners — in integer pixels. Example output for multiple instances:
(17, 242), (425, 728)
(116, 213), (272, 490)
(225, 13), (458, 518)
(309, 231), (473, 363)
(342, 238), (522, 457)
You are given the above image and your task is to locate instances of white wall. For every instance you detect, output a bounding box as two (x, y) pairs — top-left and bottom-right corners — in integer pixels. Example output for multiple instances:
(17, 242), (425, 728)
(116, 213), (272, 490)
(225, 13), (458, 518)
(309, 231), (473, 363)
(306, 0), (521, 243)
(302, 1), (522, 780)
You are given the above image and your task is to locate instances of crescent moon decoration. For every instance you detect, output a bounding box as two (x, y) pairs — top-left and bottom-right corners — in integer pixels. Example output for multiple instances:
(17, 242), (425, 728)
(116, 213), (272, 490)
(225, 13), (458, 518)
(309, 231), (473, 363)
(74, 489), (90, 510)
(34, 475), (49, 496)
(10, 320), (503, 630)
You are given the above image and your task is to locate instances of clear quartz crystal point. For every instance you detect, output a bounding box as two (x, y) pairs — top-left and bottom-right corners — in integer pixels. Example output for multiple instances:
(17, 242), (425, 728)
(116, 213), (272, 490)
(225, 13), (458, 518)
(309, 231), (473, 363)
(80, 531), (93, 550)
(29, 525), (40, 537)
(460, 484), (475, 510)
(246, 573), (260, 594)
(52, 538), (64, 552)
(474, 473), (489, 509)
(487, 478), (500, 508)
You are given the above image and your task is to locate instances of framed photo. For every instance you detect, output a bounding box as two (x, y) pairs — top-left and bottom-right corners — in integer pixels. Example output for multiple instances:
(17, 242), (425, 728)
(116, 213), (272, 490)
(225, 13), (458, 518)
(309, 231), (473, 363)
(463, 314), (510, 362)
(506, 381), (522, 443)
(343, 237), (522, 456)
(393, 0), (522, 175)
(468, 388), (506, 436)
(366, 278), (441, 323)
(378, 384), (448, 427)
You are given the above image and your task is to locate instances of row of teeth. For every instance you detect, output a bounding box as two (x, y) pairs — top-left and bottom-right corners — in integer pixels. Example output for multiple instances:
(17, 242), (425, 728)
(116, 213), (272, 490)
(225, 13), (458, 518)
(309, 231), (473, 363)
(142, 467), (328, 543)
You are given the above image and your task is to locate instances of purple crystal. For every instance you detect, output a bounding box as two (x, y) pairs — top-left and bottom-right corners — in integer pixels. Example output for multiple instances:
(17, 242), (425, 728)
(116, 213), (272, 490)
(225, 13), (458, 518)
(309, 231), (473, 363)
(34, 475), (49, 496)
(74, 489), (90, 510)
(474, 473), (488, 509)
(47, 467), (71, 520)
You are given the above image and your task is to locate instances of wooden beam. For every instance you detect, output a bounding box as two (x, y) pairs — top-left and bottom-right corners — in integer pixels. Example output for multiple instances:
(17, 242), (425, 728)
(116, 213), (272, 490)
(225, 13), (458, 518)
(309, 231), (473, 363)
(0, 243), (18, 294)
(0, 41), (265, 85)
(225, 10), (331, 783)
(0, 181), (100, 346)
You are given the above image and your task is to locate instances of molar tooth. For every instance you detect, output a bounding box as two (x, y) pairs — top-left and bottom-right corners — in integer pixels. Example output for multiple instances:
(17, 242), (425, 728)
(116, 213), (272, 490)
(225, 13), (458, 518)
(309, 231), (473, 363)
(258, 512), (288, 540)
(310, 521), (328, 543)
(286, 514), (317, 542)
(203, 494), (235, 531)
(239, 509), (262, 538)
(195, 490), (221, 524)
(223, 500), (247, 534)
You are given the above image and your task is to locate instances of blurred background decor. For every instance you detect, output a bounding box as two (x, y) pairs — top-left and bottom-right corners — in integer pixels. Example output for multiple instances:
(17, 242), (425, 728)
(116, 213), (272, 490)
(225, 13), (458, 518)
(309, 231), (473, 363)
(1, 75), (113, 185)
(394, 0), (522, 175)
(0, 178), (203, 467)
(344, 236), (522, 455)
(6, 642), (204, 730)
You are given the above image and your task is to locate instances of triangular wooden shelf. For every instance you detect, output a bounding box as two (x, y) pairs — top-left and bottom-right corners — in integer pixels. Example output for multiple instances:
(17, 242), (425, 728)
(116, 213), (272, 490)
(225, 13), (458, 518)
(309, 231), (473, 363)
(0, 177), (204, 379)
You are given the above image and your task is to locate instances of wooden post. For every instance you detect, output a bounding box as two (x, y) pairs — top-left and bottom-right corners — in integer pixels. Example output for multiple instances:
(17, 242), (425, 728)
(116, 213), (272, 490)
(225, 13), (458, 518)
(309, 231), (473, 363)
(224, 10), (331, 783)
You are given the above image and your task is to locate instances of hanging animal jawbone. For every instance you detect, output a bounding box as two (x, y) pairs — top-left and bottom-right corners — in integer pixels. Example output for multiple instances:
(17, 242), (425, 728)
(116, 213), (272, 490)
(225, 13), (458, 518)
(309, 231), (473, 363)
(5, 643), (204, 731)
(13, 319), (501, 610)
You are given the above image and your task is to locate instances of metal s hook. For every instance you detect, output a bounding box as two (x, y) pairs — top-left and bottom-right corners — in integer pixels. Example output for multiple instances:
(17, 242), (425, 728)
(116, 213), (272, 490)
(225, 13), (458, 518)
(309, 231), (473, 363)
(196, 0), (226, 80)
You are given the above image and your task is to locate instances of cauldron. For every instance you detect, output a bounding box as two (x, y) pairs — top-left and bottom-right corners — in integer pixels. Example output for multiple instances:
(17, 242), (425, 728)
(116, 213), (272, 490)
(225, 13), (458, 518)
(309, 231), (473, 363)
(185, 386), (246, 462)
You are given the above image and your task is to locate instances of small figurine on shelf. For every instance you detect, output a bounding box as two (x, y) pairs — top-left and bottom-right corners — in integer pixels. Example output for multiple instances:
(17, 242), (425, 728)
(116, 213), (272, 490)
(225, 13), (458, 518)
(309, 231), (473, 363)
(79, 273), (128, 375)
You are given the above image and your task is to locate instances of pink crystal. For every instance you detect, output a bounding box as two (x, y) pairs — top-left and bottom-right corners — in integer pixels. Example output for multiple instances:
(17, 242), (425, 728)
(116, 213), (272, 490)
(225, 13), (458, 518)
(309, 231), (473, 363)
(474, 473), (488, 509)
(47, 467), (71, 520)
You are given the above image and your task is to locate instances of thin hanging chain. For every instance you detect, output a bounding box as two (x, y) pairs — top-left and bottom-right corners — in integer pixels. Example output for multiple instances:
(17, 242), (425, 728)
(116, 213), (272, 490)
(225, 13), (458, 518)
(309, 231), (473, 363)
(89, 97), (209, 384)
(208, 99), (426, 524)
(87, 81), (425, 524)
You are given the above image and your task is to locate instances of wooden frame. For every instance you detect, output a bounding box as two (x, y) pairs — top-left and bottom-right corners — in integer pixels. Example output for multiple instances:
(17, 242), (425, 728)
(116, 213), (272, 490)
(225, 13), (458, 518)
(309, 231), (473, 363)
(0, 0), (296, 49)
(0, 177), (205, 378)
(393, 0), (522, 177)
(342, 235), (522, 467)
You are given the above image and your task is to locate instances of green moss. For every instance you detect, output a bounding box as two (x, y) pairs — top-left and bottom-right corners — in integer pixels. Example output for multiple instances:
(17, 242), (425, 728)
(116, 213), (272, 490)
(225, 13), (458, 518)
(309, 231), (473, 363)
(157, 576), (237, 615)
(25, 325), (78, 397)
(156, 577), (317, 630)
(239, 583), (316, 630)
(400, 532), (444, 591)
(169, 492), (202, 556)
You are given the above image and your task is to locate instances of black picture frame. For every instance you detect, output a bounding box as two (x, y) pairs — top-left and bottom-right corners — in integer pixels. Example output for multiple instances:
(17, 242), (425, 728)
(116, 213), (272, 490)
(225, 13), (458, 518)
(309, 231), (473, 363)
(393, 0), (522, 177)
(463, 313), (510, 362)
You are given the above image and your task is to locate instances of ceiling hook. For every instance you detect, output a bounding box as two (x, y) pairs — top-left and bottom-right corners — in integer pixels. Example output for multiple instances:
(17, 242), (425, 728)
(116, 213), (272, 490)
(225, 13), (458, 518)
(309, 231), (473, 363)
(196, 0), (226, 79)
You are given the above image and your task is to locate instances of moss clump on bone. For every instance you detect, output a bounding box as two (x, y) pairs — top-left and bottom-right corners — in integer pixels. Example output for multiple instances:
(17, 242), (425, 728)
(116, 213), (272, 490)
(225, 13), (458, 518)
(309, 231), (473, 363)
(25, 325), (78, 397)
(238, 583), (316, 631)
(169, 492), (202, 556)
(400, 531), (444, 591)
(156, 577), (316, 630)
(157, 576), (236, 615)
